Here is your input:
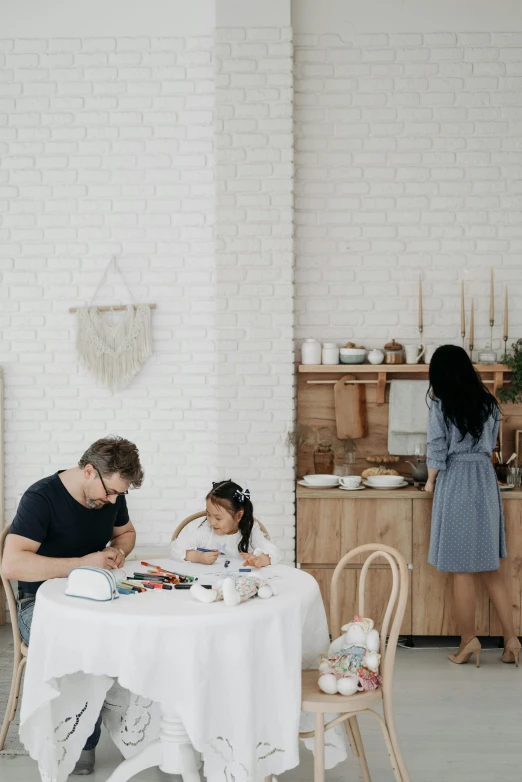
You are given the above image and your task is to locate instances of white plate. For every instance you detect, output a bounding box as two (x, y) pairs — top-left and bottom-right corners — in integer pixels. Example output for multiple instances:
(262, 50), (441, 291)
(363, 480), (409, 490)
(298, 479), (339, 489)
(499, 484), (515, 491)
(339, 485), (366, 491)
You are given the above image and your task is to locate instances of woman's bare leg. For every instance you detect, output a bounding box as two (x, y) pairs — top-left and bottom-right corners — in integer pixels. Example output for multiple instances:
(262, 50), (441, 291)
(453, 573), (477, 648)
(480, 569), (516, 643)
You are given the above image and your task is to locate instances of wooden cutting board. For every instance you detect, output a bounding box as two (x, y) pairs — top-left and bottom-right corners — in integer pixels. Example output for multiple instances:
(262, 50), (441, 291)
(334, 374), (368, 439)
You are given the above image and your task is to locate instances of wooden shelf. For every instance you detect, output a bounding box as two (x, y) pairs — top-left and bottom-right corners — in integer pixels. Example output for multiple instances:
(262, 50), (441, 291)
(298, 363), (511, 403)
(298, 363), (511, 373)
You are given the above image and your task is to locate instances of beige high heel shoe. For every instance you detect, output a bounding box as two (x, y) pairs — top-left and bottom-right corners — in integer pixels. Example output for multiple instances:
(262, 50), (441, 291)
(501, 637), (521, 666)
(448, 637), (481, 667)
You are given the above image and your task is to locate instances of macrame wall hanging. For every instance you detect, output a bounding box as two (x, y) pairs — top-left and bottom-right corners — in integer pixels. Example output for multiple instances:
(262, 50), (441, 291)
(69, 258), (156, 392)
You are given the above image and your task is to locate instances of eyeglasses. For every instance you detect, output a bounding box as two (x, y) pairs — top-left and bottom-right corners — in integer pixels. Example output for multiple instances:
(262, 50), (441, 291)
(95, 468), (128, 498)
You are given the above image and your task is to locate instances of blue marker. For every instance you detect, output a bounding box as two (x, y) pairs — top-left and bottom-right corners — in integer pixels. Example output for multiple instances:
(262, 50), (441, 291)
(197, 548), (224, 555)
(239, 568), (251, 573)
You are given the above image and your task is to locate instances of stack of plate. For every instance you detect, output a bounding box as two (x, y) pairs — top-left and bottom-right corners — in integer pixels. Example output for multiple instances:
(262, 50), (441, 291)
(364, 475), (408, 490)
(298, 474), (339, 489)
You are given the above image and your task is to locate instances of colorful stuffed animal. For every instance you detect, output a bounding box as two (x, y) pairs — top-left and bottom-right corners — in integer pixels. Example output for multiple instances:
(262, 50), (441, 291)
(191, 574), (275, 607)
(318, 615), (382, 695)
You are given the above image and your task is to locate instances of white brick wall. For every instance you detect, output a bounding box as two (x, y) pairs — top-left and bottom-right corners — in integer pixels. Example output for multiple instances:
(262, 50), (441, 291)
(0, 35), (217, 544)
(2, 3), (522, 563)
(215, 26), (295, 558)
(294, 31), (522, 354)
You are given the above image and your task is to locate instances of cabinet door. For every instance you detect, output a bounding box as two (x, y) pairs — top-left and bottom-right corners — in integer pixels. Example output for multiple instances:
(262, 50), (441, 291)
(297, 499), (343, 564)
(490, 500), (522, 636)
(297, 499), (412, 565)
(412, 500), (489, 635)
(303, 566), (412, 636)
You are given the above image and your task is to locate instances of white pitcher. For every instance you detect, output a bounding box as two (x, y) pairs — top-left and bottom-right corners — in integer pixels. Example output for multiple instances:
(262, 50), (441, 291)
(405, 344), (425, 364)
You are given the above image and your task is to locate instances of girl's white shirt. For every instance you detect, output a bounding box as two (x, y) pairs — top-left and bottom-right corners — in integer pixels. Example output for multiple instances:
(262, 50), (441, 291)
(169, 518), (282, 565)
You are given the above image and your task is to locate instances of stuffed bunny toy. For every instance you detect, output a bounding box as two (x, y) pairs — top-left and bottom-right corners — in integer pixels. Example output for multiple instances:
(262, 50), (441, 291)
(191, 574), (275, 607)
(318, 615), (382, 695)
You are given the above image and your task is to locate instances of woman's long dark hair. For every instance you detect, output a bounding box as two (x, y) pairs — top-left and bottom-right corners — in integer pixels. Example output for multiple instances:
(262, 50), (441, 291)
(428, 345), (499, 445)
(205, 480), (254, 554)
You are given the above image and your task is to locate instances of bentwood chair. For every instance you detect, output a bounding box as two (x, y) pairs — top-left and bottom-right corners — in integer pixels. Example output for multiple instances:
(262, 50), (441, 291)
(0, 524), (28, 750)
(300, 544), (410, 782)
(171, 511), (270, 542)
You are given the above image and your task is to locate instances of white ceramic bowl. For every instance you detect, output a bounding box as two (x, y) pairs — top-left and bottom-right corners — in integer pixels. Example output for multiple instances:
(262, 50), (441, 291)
(366, 475), (404, 486)
(339, 348), (366, 365)
(303, 474), (339, 486)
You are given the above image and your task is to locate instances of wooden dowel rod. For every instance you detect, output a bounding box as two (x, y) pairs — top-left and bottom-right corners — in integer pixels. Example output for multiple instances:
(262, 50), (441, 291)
(307, 379), (380, 385)
(307, 378), (495, 386)
(69, 303), (157, 313)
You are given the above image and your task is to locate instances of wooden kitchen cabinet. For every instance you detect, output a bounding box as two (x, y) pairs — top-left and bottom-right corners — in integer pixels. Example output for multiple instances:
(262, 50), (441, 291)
(297, 485), (522, 637)
(298, 495), (413, 635)
(297, 498), (412, 564)
(490, 499), (522, 636)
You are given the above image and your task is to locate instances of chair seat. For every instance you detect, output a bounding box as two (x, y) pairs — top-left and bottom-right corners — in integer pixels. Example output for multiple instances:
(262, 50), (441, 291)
(21, 643), (28, 657)
(301, 669), (383, 713)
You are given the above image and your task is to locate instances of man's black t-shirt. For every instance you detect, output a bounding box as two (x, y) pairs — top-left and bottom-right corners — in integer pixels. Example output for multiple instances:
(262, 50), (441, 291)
(9, 471), (130, 595)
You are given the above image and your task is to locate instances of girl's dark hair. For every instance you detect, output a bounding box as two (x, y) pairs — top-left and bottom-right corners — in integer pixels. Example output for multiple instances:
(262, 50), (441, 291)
(428, 344), (500, 445)
(206, 480), (254, 554)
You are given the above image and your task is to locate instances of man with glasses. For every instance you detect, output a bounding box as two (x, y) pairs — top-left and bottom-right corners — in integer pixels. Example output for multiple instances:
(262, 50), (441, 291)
(2, 435), (144, 774)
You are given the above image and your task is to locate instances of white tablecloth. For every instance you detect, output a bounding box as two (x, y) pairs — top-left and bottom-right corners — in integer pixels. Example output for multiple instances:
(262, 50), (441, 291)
(19, 560), (348, 782)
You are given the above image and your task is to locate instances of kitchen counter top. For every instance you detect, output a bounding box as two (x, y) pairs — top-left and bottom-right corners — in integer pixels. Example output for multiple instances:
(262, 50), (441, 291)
(296, 483), (522, 500)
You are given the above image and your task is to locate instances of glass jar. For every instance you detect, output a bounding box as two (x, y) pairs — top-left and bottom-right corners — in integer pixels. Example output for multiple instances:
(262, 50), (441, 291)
(313, 448), (335, 474)
(384, 339), (404, 364)
(334, 451), (356, 477)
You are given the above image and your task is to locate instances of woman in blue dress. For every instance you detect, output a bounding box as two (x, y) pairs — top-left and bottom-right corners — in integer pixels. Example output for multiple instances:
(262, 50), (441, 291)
(425, 345), (520, 667)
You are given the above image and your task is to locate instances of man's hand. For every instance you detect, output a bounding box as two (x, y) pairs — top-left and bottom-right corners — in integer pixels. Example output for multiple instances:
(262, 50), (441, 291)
(241, 552), (271, 569)
(106, 546), (126, 568)
(81, 549), (120, 570)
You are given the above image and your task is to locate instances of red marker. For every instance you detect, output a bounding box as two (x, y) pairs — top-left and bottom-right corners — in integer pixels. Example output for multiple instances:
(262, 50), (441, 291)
(142, 581), (173, 591)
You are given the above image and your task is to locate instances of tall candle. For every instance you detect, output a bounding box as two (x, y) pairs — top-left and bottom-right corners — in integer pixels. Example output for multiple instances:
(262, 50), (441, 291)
(469, 297), (474, 349)
(490, 269), (494, 325)
(461, 281), (465, 337)
(418, 276), (423, 332)
(504, 286), (508, 341)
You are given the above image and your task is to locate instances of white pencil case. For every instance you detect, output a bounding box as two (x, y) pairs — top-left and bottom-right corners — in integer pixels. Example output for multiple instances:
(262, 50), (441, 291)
(65, 567), (119, 602)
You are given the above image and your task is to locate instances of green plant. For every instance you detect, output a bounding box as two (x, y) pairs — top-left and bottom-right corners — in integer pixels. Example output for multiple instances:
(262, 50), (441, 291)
(286, 424), (356, 457)
(499, 339), (522, 404)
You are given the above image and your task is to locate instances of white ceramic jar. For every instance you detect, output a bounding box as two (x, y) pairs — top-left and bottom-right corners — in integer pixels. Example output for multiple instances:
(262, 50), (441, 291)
(322, 342), (339, 365)
(367, 349), (384, 365)
(301, 338), (322, 365)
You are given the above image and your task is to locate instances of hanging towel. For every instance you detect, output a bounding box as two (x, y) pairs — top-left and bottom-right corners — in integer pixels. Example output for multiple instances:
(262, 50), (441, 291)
(388, 380), (430, 455)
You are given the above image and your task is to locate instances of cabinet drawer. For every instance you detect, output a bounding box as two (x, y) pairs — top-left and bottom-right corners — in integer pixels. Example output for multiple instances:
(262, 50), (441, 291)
(297, 498), (412, 565)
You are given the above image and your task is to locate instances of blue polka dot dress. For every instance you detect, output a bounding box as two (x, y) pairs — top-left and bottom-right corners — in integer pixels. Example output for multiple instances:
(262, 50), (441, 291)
(427, 398), (506, 573)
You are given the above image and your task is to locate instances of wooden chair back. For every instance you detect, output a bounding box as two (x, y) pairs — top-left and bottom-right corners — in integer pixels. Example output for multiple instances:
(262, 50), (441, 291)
(171, 511), (270, 541)
(330, 544), (408, 691)
(0, 525), (24, 656)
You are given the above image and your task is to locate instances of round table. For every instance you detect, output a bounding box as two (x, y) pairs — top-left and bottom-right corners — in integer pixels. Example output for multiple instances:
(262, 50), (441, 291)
(19, 561), (333, 782)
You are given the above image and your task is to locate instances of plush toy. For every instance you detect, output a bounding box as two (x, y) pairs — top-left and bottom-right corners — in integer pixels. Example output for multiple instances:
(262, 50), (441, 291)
(318, 615), (382, 695)
(191, 574), (275, 607)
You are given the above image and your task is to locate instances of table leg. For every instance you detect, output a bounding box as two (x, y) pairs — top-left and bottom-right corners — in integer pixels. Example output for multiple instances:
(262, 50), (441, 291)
(105, 706), (200, 782)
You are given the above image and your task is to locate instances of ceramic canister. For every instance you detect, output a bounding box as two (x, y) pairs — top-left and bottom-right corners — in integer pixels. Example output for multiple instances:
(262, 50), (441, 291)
(322, 342), (339, 365)
(301, 338), (322, 364)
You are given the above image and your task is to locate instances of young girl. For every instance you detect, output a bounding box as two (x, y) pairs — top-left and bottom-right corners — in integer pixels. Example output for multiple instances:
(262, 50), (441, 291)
(425, 345), (519, 667)
(170, 480), (281, 568)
